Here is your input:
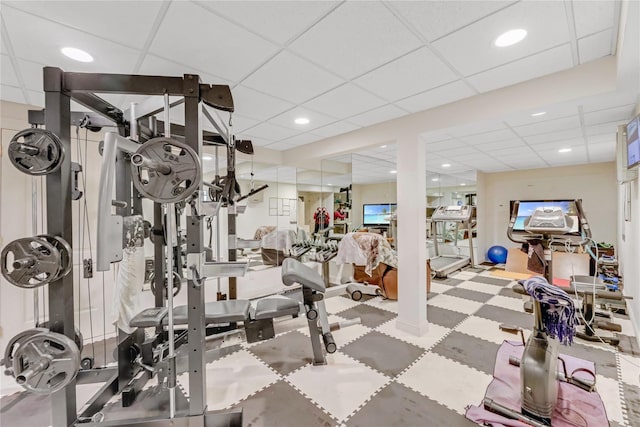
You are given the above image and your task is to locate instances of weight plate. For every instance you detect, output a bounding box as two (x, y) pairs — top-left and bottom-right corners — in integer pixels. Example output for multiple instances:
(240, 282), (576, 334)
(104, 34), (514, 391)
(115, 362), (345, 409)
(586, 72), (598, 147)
(8, 128), (65, 176)
(37, 235), (72, 280)
(2, 328), (48, 376)
(12, 331), (80, 394)
(150, 270), (182, 299)
(1, 237), (62, 289)
(131, 137), (201, 203)
(36, 322), (83, 354)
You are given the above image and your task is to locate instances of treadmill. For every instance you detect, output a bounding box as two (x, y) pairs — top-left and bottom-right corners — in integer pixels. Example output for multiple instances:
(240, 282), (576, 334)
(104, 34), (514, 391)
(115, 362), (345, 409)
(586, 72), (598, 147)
(429, 205), (475, 278)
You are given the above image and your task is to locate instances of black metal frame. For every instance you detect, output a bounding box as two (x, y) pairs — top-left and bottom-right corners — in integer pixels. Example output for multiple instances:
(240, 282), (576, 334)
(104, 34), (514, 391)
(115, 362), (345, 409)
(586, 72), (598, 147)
(37, 67), (238, 427)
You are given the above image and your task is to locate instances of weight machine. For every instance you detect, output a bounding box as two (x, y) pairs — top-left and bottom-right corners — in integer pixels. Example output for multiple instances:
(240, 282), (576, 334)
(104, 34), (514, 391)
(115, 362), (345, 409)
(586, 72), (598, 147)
(0, 67), (250, 427)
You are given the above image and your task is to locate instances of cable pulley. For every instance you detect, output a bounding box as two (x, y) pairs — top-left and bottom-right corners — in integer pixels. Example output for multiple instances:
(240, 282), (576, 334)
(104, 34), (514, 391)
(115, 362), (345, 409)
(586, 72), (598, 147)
(131, 137), (201, 203)
(8, 128), (65, 175)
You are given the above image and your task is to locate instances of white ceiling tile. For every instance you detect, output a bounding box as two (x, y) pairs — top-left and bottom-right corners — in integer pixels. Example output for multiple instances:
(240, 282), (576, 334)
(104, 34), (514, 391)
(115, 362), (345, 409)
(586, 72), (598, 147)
(3, 1), (164, 49)
(312, 121), (361, 138)
(150, 2), (279, 83)
(459, 128), (516, 145)
(587, 141), (616, 161)
(500, 157), (548, 169)
(137, 54), (229, 85)
(390, 1), (516, 42)
(242, 51), (343, 104)
(524, 127), (584, 145)
(229, 114), (261, 134)
(278, 133), (324, 147)
(2, 6), (140, 74)
(304, 83), (386, 119)
(420, 132), (453, 144)
(354, 47), (458, 101)
(1, 54), (19, 87)
(230, 85), (295, 122)
(432, 0), (571, 76)
(587, 133), (616, 144)
(477, 139), (526, 152)
(578, 29), (613, 64)
(242, 122), (301, 142)
(1, 36), (8, 55)
(268, 106), (338, 131)
(248, 137), (275, 148)
(467, 44), (574, 93)
(437, 146), (482, 158)
(489, 146), (537, 158)
(27, 89), (44, 107)
(513, 115), (582, 137)
(425, 139), (469, 152)
(504, 104), (579, 127)
(583, 104), (636, 126)
(584, 121), (621, 137)
(196, 1), (339, 45)
(347, 104), (407, 127)
(445, 120), (506, 137)
(288, 1), (421, 79)
(572, 0), (617, 39)
(528, 137), (586, 152)
(16, 58), (46, 92)
(395, 80), (475, 113)
(263, 141), (296, 151)
(1, 84), (26, 104)
(581, 91), (639, 112)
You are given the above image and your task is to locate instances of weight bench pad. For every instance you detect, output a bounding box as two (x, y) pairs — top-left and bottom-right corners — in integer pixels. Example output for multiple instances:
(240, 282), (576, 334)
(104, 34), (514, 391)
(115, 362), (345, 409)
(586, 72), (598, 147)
(163, 300), (251, 325)
(130, 307), (169, 328)
(281, 258), (325, 293)
(254, 298), (300, 320)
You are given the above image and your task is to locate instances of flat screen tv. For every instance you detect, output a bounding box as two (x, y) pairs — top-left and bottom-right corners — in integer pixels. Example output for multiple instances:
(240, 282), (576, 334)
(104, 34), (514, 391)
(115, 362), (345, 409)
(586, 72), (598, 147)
(363, 203), (396, 226)
(510, 200), (581, 235)
(627, 114), (640, 169)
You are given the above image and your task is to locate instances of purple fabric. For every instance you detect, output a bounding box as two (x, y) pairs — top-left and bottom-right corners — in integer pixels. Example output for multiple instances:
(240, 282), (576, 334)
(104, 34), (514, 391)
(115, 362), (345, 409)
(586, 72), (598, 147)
(466, 341), (609, 427)
(522, 276), (578, 345)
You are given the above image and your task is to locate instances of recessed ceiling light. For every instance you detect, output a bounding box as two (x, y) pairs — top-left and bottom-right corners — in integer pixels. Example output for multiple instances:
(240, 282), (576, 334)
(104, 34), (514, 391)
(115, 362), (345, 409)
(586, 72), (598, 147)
(531, 111), (546, 117)
(327, 183), (332, 186)
(431, 178), (439, 182)
(61, 47), (93, 62)
(442, 163), (451, 168)
(390, 170), (397, 174)
(460, 183), (466, 186)
(558, 148), (572, 153)
(380, 145), (387, 148)
(494, 29), (527, 47)
(294, 117), (309, 125)
(202, 155), (213, 160)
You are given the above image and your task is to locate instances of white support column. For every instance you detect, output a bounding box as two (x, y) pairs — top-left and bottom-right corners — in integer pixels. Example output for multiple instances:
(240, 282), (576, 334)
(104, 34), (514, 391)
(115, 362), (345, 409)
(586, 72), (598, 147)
(396, 136), (428, 336)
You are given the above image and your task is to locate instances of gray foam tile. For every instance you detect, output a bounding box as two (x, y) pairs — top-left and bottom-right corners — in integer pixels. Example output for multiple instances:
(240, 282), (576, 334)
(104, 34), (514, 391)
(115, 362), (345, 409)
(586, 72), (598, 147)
(432, 277), (465, 286)
(248, 330), (314, 375)
(475, 305), (533, 330)
(427, 305), (469, 329)
(498, 286), (522, 299)
(431, 331), (500, 375)
(336, 304), (397, 329)
(443, 287), (495, 303)
(559, 342), (618, 380)
(623, 383), (640, 426)
(467, 275), (512, 286)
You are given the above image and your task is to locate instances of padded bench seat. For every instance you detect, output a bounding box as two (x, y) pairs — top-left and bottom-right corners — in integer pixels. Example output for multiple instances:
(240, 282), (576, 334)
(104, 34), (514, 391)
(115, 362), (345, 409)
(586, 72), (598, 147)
(163, 300), (252, 325)
(254, 297), (300, 320)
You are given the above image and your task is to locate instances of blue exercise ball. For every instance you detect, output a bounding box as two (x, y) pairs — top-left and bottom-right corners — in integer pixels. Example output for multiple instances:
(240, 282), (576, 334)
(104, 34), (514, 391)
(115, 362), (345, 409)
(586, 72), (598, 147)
(487, 245), (508, 264)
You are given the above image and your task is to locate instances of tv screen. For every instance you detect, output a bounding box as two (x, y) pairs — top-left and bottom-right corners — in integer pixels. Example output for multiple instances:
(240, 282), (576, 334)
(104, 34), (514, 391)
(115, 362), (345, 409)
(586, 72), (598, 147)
(627, 115), (640, 169)
(363, 203), (396, 226)
(510, 200), (580, 235)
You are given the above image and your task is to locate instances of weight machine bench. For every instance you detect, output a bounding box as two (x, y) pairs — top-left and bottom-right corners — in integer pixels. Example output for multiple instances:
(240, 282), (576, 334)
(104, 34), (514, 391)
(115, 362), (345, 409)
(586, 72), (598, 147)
(130, 258), (351, 366)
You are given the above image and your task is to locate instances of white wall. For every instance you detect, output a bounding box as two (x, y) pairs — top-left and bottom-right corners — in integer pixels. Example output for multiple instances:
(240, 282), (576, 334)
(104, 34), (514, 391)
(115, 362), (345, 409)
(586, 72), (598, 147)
(476, 162), (617, 262)
(351, 182), (397, 227)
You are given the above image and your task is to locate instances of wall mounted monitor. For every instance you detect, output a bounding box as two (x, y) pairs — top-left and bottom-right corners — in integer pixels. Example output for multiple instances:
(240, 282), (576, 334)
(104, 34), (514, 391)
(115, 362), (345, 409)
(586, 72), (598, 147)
(363, 203), (397, 226)
(510, 200), (581, 235)
(627, 114), (640, 169)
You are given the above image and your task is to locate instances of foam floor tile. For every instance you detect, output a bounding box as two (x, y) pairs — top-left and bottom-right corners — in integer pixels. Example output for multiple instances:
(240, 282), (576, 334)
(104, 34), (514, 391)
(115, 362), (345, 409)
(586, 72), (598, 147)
(431, 331), (501, 375)
(595, 375), (624, 424)
(468, 275), (512, 287)
(457, 280), (503, 295)
(397, 352), (492, 415)
(428, 293), (484, 315)
(427, 305), (470, 329)
(622, 383), (640, 427)
(323, 295), (362, 315)
(248, 330), (316, 375)
(485, 294), (527, 312)
(334, 304), (397, 328)
(376, 318), (451, 350)
(180, 349), (280, 411)
(447, 271), (478, 281)
(429, 281), (455, 294)
(286, 352), (389, 421)
(618, 354), (640, 387)
(363, 296), (398, 314)
(297, 314), (372, 349)
(443, 286), (495, 303)
(474, 304), (533, 330)
(454, 315), (530, 345)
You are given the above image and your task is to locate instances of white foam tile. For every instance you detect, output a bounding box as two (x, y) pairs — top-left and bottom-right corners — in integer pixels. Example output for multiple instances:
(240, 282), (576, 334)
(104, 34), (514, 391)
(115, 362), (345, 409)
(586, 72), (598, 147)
(323, 295), (361, 315)
(364, 297), (398, 314)
(429, 281), (455, 294)
(450, 271), (479, 280)
(454, 316), (530, 345)
(595, 375), (624, 424)
(376, 319), (451, 350)
(297, 314), (371, 348)
(286, 352), (389, 420)
(178, 349), (280, 410)
(618, 354), (640, 387)
(398, 352), (492, 415)
(457, 281), (503, 295)
(485, 295), (527, 313)
(428, 294), (483, 315)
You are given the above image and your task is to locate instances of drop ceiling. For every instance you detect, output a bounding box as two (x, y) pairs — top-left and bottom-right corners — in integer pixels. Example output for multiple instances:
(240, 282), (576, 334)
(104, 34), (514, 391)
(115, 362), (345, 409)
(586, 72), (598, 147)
(1, 0), (638, 187)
